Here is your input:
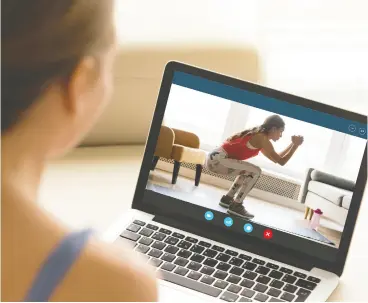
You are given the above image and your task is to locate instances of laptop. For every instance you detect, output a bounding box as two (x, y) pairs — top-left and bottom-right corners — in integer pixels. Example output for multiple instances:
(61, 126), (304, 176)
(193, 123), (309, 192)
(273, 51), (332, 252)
(107, 62), (367, 302)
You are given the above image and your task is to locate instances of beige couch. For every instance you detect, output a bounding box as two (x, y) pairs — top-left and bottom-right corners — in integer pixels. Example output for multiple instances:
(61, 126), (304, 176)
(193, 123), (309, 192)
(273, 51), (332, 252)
(82, 44), (261, 146)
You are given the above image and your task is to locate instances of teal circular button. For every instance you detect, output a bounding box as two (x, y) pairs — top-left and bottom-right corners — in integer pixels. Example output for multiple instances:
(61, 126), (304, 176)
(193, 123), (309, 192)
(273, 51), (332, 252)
(244, 223), (253, 233)
(224, 217), (233, 227)
(204, 211), (214, 221)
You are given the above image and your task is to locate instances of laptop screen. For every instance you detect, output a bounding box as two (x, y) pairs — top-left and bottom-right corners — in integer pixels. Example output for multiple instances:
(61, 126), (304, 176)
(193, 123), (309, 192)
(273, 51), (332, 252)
(142, 69), (367, 262)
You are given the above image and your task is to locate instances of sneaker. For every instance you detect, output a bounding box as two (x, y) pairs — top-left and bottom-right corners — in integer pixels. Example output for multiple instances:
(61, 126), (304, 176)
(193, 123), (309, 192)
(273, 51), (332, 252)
(219, 195), (234, 208)
(227, 202), (255, 219)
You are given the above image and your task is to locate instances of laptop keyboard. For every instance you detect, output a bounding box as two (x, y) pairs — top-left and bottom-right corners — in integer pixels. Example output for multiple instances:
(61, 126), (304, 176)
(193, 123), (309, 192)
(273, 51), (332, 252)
(120, 220), (321, 302)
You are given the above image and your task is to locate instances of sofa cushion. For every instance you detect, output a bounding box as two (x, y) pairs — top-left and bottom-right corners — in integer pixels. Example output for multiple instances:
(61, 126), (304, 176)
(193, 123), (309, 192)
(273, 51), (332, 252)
(311, 170), (355, 191)
(308, 180), (353, 206)
(171, 144), (206, 165)
(342, 194), (353, 210)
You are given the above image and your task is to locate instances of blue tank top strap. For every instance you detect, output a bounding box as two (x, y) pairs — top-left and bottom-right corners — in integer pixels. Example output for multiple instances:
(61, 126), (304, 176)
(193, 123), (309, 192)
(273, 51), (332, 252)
(24, 229), (94, 302)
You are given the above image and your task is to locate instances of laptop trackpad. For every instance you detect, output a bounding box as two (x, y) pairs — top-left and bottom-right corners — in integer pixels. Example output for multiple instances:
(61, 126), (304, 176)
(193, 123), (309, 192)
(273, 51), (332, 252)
(159, 282), (213, 303)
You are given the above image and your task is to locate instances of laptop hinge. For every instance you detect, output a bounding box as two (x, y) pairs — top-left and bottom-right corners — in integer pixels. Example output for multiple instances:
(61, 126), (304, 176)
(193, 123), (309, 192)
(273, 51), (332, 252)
(153, 214), (313, 271)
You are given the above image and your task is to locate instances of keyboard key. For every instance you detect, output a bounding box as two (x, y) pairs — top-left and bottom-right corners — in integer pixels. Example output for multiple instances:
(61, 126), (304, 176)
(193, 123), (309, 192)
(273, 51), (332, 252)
(159, 228), (172, 235)
(229, 257), (244, 267)
(149, 258), (163, 267)
(295, 279), (317, 291)
(162, 253), (176, 262)
(240, 279), (255, 288)
(127, 224), (141, 233)
(190, 254), (205, 263)
(136, 245), (149, 254)
(307, 276), (321, 283)
(239, 254), (252, 261)
(214, 270), (228, 280)
(270, 298), (285, 302)
(214, 280), (229, 289)
(225, 249), (238, 256)
(152, 232), (166, 241)
(160, 270), (222, 297)
(148, 248), (163, 258)
(133, 220), (145, 226)
(140, 228), (154, 237)
(284, 284), (297, 293)
(239, 297), (252, 302)
(217, 262), (231, 271)
(203, 258), (218, 267)
(120, 230), (140, 242)
(280, 267), (293, 274)
(178, 249), (192, 259)
(165, 236), (179, 245)
(253, 258), (266, 265)
(296, 288), (311, 301)
(270, 280), (285, 289)
(203, 249), (217, 258)
(146, 223), (159, 230)
(243, 262), (257, 271)
(281, 292), (295, 302)
(188, 271), (202, 281)
(174, 266), (189, 276)
(254, 293), (269, 302)
(199, 240), (211, 247)
(201, 266), (215, 275)
(172, 232), (185, 239)
(190, 245), (205, 254)
(294, 272), (307, 279)
(226, 275), (241, 284)
(165, 245), (179, 254)
(138, 237), (153, 246)
(269, 270), (283, 280)
(217, 253), (231, 262)
(227, 284), (242, 294)
(178, 240), (192, 250)
(267, 288), (282, 297)
(161, 262), (176, 272)
(201, 275), (215, 285)
(240, 288), (255, 298)
(256, 266), (270, 275)
(243, 270), (257, 280)
(229, 266), (244, 276)
(266, 262), (279, 270)
(187, 261), (202, 271)
(174, 257), (189, 267)
(220, 291), (238, 302)
(282, 275), (297, 284)
(185, 236), (198, 244)
(256, 275), (271, 285)
(152, 241), (166, 250)
(254, 283), (268, 293)
(212, 245), (225, 252)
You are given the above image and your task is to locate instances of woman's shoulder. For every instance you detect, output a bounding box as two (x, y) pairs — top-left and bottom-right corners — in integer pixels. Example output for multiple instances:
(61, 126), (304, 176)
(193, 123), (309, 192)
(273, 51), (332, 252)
(50, 236), (158, 301)
(249, 133), (267, 147)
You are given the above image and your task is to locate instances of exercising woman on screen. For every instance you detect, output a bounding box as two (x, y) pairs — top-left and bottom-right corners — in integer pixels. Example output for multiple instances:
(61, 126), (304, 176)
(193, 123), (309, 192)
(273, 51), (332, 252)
(206, 115), (304, 219)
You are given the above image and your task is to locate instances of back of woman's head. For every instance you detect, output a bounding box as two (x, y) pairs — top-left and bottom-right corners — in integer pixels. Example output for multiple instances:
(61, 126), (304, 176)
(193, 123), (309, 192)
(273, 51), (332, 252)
(1, 0), (115, 133)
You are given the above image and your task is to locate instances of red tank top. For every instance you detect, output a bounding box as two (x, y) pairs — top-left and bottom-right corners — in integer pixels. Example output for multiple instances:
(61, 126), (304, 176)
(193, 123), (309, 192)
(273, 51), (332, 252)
(221, 135), (261, 160)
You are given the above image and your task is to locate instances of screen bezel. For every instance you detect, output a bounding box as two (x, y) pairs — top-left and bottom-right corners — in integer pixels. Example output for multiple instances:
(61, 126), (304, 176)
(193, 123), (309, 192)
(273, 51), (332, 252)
(132, 61), (367, 276)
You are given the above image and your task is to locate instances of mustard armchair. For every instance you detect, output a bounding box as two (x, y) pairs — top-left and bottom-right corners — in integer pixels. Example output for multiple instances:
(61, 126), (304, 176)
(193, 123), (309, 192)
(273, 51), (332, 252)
(152, 126), (206, 186)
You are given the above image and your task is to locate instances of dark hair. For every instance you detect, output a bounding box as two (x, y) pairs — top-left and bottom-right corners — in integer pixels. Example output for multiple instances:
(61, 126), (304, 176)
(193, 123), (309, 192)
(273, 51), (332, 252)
(227, 114), (285, 141)
(1, 0), (115, 133)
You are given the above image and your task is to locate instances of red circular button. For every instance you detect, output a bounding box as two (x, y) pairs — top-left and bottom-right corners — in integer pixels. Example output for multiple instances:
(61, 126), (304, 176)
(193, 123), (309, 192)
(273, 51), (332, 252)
(263, 229), (273, 240)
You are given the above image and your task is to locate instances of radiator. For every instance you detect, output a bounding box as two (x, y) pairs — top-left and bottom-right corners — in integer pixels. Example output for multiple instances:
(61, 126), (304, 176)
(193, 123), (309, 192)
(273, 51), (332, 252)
(157, 158), (302, 201)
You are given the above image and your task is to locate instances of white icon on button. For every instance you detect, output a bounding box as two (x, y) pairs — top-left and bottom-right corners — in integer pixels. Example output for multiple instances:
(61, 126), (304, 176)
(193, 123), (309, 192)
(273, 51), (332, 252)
(348, 124), (357, 132)
(359, 128), (366, 135)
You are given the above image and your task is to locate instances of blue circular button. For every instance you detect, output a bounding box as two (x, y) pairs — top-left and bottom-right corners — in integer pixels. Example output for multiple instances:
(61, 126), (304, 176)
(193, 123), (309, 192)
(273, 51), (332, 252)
(224, 217), (233, 227)
(244, 223), (254, 233)
(204, 211), (214, 221)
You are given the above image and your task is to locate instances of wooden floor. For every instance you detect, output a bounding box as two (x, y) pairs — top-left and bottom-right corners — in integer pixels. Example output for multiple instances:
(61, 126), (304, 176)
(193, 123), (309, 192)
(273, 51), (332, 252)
(148, 169), (342, 247)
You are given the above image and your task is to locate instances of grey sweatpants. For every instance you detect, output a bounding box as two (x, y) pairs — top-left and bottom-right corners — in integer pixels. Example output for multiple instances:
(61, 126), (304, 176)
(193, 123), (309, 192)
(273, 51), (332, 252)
(206, 147), (261, 203)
